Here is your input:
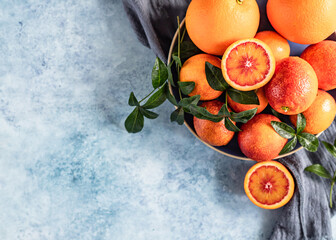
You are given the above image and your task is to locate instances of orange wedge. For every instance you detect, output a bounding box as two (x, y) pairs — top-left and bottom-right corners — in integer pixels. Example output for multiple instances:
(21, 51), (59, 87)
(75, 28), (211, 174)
(221, 39), (276, 91)
(244, 161), (295, 209)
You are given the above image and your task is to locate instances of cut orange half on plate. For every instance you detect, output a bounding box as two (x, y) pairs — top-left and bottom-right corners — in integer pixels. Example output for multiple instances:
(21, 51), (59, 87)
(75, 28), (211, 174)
(221, 39), (276, 91)
(244, 161), (295, 209)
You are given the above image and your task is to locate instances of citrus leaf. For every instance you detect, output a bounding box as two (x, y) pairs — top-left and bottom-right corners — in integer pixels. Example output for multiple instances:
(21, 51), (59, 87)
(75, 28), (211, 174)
(164, 86), (178, 106)
(178, 95), (201, 109)
(124, 107), (144, 133)
(224, 117), (241, 132)
(334, 138), (336, 147)
(170, 107), (185, 125)
(173, 41), (202, 60)
(178, 81), (195, 95)
(172, 55), (182, 67)
(139, 108), (159, 119)
(189, 105), (224, 122)
(128, 92), (139, 106)
(279, 136), (297, 155)
(205, 61), (229, 91)
(296, 113), (306, 134)
(271, 121), (296, 139)
(322, 141), (336, 158)
(218, 103), (230, 117)
(167, 62), (175, 87)
(305, 164), (332, 179)
(152, 57), (168, 89)
(297, 132), (319, 152)
(142, 83), (167, 109)
(227, 88), (259, 105)
(230, 108), (258, 123)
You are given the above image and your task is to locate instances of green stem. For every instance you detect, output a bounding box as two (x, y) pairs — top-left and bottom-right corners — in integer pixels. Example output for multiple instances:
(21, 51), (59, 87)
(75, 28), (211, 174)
(139, 88), (156, 103)
(177, 16), (182, 100)
(330, 171), (336, 208)
(330, 181), (334, 208)
(181, 25), (187, 43)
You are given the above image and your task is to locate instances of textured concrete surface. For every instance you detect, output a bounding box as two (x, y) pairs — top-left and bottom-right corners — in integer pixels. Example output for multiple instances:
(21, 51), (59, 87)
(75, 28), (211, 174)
(0, 0), (335, 239)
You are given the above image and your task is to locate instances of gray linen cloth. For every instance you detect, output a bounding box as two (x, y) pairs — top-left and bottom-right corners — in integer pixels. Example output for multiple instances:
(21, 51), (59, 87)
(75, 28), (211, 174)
(122, 0), (336, 239)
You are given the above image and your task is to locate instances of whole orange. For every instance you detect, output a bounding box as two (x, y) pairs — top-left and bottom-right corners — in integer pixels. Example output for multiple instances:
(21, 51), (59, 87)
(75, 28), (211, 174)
(180, 54), (222, 101)
(238, 114), (287, 161)
(264, 57), (318, 115)
(254, 31), (290, 62)
(194, 101), (235, 146)
(290, 90), (336, 135)
(186, 0), (260, 55)
(267, 0), (336, 44)
(301, 40), (336, 91)
(227, 87), (268, 114)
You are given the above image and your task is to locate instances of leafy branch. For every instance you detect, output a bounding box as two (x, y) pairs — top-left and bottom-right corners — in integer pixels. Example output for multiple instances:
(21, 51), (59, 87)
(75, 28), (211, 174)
(305, 138), (336, 208)
(271, 113), (319, 154)
(125, 16), (259, 133)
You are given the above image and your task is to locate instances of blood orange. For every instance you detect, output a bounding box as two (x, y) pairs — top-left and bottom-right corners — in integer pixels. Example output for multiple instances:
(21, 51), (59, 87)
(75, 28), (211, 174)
(221, 39), (275, 91)
(244, 161), (295, 209)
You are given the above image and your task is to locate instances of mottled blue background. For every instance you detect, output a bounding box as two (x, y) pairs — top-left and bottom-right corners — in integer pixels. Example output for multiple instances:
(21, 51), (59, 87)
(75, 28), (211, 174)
(0, 1), (335, 239)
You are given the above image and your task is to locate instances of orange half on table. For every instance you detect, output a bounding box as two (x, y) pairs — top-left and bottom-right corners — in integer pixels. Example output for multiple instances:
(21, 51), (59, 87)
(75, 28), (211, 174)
(244, 161), (295, 209)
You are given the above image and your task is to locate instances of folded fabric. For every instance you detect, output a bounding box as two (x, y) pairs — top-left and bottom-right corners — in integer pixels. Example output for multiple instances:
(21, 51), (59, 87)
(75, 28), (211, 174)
(122, 0), (336, 239)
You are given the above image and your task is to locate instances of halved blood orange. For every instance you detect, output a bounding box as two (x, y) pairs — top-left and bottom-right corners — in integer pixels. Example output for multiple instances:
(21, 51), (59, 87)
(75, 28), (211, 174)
(244, 161), (295, 209)
(221, 39), (276, 91)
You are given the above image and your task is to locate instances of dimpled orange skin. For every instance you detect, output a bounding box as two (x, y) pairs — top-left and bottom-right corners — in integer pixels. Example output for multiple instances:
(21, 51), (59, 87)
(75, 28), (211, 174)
(186, 0), (260, 55)
(254, 31), (290, 62)
(194, 101), (235, 146)
(301, 41), (336, 91)
(227, 88), (268, 114)
(264, 57), (318, 115)
(290, 90), (336, 135)
(267, 0), (336, 44)
(180, 54), (223, 101)
(238, 114), (287, 161)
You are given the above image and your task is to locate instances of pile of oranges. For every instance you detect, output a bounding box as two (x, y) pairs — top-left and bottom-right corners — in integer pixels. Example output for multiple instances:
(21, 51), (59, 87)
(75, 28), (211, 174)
(180, 0), (336, 209)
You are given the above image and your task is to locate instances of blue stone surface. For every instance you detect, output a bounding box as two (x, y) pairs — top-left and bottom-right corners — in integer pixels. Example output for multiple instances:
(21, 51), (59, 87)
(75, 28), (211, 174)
(0, 1), (335, 239)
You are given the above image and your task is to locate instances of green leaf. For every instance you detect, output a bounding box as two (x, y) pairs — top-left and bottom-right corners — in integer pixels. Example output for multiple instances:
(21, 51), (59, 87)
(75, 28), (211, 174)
(224, 117), (241, 132)
(271, 121), (296, 139)
(124, 107), (144, 133)
(164, 86), (178, 106)
(139, 108), (159, 119)
(218, 103), (230, 117)
(297, 132), (319, 152)
(322, 141), (336, 158)
(230, 108), (258, 123)
(178, 95), (201, 108)
(142, 83), (167, 109)
(152, 58), (168, 89)
(271, 108), (282, 119)
(296, 113), (306, 134)
(227, 88), (260, 105)
(170, 107), (184, 125)
(128, 92), (139, 106)
(205, 61), (229, 91)
(173, 41), (202, 60)
(178, 81), (195, 95)
(334, 138), (336, 147)
(279, 136), (297, 155)
(305, 164), (332, 179)
(189, 105), (224, 122)
(172, 55), (182, 68)
(167, 62), (175, 87)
